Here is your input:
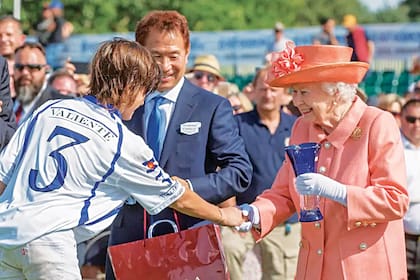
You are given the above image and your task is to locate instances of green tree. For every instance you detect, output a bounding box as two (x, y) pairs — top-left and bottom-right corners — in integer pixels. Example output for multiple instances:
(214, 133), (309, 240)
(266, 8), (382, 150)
(375, 6), (411, 23)
(401, 0), (420, 21)
(0, 0), (413, 35)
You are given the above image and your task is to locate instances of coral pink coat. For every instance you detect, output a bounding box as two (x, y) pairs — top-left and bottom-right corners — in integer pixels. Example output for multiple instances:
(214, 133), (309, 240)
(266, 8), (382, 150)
(252, 97), (409, 280)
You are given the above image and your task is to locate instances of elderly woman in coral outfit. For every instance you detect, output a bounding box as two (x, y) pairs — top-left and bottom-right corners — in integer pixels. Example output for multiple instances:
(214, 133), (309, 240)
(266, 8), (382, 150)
(237, 42), (409, 280)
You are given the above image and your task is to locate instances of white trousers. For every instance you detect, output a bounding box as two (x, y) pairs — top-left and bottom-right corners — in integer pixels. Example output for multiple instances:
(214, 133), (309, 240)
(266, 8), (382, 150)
(0, 230), (81, 280)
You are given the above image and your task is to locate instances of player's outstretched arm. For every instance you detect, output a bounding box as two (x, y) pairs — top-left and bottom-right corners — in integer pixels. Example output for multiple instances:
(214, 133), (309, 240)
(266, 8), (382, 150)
(170, 177), (243, 227)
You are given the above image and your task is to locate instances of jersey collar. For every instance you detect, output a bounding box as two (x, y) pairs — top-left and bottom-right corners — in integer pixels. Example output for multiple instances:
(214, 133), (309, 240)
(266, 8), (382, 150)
(83, 95), (122, 119)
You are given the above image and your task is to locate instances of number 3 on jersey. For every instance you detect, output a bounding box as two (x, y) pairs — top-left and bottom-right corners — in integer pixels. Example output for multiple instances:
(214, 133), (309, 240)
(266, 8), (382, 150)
(29, 126), (89, 192)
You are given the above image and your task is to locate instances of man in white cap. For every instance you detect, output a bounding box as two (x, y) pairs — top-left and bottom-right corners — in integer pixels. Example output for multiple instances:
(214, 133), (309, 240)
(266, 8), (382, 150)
(268, 22), (292, 52)
(265, 22), (293, 64)
(188, 54), (224, 92)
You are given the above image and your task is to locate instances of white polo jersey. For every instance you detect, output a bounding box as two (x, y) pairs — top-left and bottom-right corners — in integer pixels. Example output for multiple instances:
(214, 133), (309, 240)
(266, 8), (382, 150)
(0, 96), (184, 249)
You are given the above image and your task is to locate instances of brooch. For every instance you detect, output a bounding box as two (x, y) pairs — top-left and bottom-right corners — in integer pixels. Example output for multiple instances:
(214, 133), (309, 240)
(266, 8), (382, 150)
(351, 127), (362, 139)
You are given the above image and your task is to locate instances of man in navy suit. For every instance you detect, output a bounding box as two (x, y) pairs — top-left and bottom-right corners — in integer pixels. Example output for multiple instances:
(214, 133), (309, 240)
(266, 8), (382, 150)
(106, 11), (252, 279)
(0, 56), (17, 150)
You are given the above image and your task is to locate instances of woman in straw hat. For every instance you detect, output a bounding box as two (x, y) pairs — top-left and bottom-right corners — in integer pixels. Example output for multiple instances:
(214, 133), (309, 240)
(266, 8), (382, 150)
(188, 54), (225, 92)
(235, 41), (408, 279)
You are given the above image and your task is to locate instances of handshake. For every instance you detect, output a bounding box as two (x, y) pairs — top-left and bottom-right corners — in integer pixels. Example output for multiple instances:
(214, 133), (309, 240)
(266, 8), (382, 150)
(217, 204), (260, 232)
(216, 172), (348, 229)
(170, 175), (260, 230)
(235, 204), (260, 232)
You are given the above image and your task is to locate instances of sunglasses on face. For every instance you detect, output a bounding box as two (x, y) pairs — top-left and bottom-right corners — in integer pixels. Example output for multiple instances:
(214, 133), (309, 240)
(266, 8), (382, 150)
(14, 63), (46, 72)
(405, 116), (420, 124)
(193, 71), (217, 83)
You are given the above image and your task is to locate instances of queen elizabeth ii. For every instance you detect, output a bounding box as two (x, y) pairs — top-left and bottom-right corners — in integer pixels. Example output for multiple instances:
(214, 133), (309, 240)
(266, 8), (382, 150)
(237, 42), (409, 280)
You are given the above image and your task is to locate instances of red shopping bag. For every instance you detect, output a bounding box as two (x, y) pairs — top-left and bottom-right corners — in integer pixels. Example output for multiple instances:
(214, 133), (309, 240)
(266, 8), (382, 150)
(108, 213), (229, 280)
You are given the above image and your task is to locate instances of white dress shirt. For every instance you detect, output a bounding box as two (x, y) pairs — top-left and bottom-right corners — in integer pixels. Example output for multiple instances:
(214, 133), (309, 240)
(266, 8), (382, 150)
(402, 134), (420, 235)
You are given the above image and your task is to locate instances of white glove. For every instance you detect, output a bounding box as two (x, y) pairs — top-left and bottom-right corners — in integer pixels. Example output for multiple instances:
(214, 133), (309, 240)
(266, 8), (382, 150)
(235, 204), (260, 232)
(295, 173), (347, 206)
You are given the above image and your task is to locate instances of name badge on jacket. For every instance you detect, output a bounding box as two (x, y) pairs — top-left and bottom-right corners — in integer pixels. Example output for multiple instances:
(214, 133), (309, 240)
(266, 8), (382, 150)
(180, 122), (201, 135)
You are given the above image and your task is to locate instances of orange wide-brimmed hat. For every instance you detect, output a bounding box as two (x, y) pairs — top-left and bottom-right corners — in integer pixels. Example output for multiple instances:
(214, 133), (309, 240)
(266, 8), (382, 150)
(267, 41), (369, 87)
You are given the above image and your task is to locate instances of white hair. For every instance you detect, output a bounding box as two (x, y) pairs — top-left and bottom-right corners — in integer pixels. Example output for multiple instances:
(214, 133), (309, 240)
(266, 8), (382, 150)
(321, 82), (357, 103)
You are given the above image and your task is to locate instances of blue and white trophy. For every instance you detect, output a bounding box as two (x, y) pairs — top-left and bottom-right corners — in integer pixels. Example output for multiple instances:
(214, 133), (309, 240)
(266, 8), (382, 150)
(285, 142), (323, 222)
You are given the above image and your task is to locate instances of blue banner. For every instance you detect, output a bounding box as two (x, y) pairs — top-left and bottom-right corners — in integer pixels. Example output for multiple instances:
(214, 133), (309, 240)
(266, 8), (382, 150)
(44, 23), (420, 73)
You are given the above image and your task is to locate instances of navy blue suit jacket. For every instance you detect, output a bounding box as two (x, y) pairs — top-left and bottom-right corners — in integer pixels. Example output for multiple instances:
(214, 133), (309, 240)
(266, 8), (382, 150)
(109, 79), (252, 243)
(0, 57), (17, 150)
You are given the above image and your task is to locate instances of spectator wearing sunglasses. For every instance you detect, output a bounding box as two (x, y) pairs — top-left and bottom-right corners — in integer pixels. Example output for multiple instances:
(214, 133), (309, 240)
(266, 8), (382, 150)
(188, 54), (224, 92)
(13, 42), (71, 125)
(400, 99), (420, 280)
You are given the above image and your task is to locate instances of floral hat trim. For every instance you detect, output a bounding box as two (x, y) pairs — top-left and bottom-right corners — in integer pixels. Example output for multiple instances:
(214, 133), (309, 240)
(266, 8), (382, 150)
(270, 41), (304, 78)
(266, 42), (369, 87)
